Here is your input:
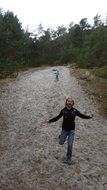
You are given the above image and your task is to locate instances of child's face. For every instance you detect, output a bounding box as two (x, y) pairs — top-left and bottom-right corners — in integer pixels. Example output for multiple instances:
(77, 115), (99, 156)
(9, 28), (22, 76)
(66, 98), (74, 108)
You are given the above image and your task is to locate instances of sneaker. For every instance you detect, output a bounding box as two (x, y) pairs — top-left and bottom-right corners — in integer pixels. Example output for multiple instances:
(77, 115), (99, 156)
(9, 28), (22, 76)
(67, 159), (72, 165)
(62, 158), (72, 165)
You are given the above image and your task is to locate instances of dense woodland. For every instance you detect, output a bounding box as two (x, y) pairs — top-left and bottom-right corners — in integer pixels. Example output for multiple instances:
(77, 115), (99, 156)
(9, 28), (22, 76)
(0, 9), (107, 79)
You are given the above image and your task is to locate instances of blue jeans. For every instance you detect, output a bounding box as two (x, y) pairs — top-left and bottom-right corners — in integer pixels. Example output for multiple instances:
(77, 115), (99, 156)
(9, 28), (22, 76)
(59, 130), (75, 160)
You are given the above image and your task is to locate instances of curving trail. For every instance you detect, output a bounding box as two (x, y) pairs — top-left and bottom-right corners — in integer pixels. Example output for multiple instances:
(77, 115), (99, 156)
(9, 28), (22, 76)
(0, 66), (107, 190)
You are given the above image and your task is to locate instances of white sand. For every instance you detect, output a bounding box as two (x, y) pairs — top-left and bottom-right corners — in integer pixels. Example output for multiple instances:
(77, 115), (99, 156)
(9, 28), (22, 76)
(0, 66), (107, 190)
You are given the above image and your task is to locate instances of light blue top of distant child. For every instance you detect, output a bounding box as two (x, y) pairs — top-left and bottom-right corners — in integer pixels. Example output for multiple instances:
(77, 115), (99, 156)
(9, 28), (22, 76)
(55, 70), (59, 77)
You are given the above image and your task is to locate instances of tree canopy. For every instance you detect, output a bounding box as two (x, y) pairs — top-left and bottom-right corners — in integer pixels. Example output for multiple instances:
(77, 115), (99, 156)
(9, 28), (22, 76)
(0, 9), (107, 78)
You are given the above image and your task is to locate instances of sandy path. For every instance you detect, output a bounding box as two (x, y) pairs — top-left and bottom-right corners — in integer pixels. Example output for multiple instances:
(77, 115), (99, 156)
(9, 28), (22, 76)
(0, 66), (107, 190)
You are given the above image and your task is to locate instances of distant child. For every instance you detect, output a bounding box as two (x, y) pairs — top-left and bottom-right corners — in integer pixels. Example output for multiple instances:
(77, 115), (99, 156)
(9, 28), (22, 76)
(48, 97), (93, 165)
(55, 69), (60, 81)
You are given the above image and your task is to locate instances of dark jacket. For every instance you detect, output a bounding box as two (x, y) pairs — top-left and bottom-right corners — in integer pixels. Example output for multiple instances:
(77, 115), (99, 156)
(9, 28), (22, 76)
(49, 107), (92, 131)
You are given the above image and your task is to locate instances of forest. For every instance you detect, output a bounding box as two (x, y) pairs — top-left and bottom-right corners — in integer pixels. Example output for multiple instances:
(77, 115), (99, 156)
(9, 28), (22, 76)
(0, 9), (107, 79)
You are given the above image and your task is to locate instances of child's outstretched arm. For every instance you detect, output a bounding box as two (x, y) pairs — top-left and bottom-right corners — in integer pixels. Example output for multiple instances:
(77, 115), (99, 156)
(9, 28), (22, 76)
(76, 109), (93, 119)
(48, 110), (63, 123)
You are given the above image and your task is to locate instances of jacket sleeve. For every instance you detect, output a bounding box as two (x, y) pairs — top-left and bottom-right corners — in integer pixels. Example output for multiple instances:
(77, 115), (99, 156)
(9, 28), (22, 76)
(76, 109), (92, 119)
(49, 110), (63, 123)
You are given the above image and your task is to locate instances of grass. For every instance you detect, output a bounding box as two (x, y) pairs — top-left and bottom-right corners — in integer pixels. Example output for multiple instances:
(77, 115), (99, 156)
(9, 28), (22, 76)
(71, 66), (107, 117)
(93, 66), (107, 78)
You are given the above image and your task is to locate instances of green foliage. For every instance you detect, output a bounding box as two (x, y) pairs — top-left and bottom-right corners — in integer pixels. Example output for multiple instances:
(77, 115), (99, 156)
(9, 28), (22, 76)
(95, 66), (107, 78)
(0, 9), (107, 79)
(97, 72), (107, 78)
(0, 60), (21, 79)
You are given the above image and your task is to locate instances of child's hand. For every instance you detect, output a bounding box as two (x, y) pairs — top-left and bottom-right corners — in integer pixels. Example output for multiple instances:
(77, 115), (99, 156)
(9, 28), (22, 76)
(90, 114), (94, 118)
(47, 120), (51, 123)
